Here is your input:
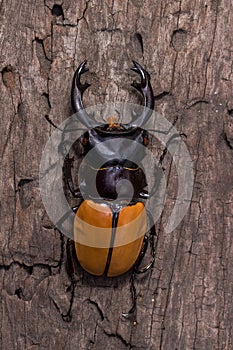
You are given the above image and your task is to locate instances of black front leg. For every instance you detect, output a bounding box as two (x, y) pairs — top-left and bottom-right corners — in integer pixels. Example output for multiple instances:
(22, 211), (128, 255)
(63, 155), (82, 198)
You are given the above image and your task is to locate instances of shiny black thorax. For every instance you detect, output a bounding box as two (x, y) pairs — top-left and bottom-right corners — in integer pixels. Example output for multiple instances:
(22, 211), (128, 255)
(79, 124), (149, 201)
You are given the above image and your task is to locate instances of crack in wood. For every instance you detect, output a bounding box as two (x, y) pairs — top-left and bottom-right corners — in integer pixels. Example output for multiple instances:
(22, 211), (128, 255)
(185, 99), (209, 109)
(223, 132), (233, 150)
(103, 330), (137, 349)
(87, 298), (105, 321)
(203, 0), (219, 98)
(154, 91), (169, 101)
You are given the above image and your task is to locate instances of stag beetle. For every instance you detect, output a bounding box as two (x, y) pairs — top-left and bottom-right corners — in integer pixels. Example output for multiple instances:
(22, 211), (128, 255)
(61, 61), (158, 321)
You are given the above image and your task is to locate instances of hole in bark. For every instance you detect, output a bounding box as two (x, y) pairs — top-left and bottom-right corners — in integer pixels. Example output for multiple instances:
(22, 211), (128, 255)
(15, 288), (23, 299)
(66, 285), (72, 292)
(51, 4), (64, 19)
(35, 37), (43, 45)
(1, 65), (15, 88)
(135, 32), (144, 54)
(171, 29), (188, 52)
(228, 109), (233, 116)
(18, 179), (33, 189)
(42, 92), (51, 109)
(18, 179), (34, 209)
(2, 66), (13, 75)
(18, 103), (25, 116)
(17, 101), (30, 121)
(34, 38), (51, 71)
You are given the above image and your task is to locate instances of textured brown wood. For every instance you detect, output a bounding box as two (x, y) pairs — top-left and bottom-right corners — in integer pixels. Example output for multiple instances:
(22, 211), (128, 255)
(1, 1), (233, 349)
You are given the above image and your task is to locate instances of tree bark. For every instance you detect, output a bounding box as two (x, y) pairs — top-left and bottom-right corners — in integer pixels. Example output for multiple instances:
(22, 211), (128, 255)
(1, 0), (233, 349)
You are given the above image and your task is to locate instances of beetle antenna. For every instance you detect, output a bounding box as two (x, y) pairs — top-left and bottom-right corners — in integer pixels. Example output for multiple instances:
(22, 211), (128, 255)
(131, 61), (154, 127)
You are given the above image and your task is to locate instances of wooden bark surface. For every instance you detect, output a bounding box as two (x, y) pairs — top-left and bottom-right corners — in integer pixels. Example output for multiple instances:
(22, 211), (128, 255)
(1, 0), (233, 349)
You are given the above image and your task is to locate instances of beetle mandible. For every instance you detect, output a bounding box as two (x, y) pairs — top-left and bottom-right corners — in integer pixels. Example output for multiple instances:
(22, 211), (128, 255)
(61, 61), (158, 321)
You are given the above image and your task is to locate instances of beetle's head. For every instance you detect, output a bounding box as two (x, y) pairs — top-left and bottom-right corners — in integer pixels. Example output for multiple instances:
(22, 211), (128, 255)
(105, 116), (124, 131)
(71, 61), (154, 130)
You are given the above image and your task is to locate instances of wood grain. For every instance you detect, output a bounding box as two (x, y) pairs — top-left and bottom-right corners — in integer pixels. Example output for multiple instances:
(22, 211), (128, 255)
(0, 0), (232, 349)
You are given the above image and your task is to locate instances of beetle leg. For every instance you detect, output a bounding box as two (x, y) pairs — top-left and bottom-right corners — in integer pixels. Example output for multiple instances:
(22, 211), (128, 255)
(60, 206), (80, 322)
(62, 239), (78, 322)
(55, 207), (81, 322)
(134, 216), (157, 274)
(139, 190), (150, 199)
(138, 212), (157, 272)
(63, 155), (83, 198)
(121, 239), (148, 319)
(135, 235), (149, 269)
(158, 131), (187, 166)
(153, 116), (187, 167)
(136, 234), (156, 274)
(121, 271), (137, 319)
(122, 226), (156, 320)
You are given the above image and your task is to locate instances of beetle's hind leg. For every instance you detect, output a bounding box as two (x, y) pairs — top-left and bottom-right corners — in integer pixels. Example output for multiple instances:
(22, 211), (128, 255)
(122, 223), (157, 320)
(62, 238), (79, 322)
(59, 206), (80, 322)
